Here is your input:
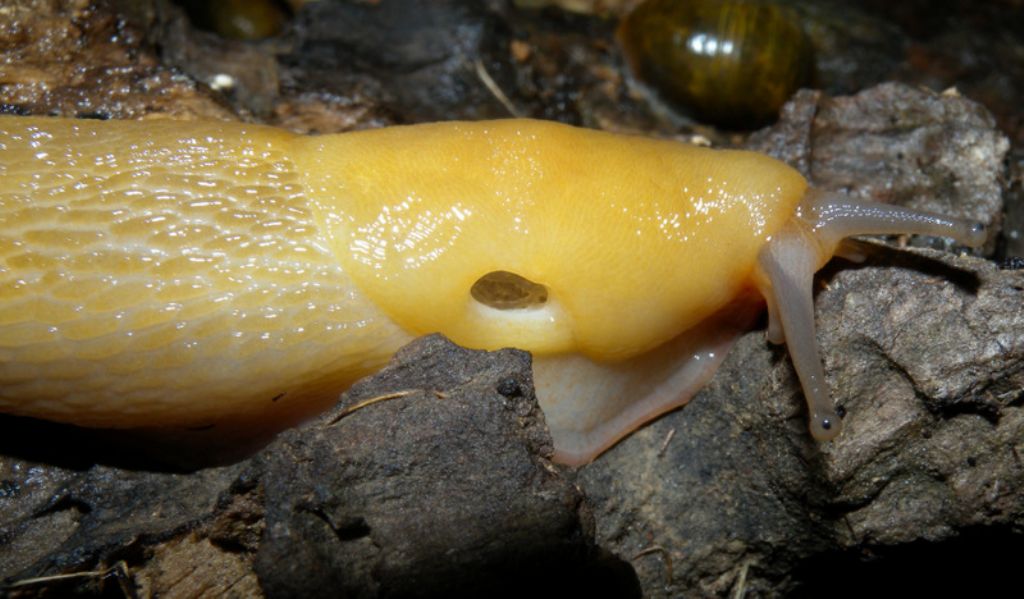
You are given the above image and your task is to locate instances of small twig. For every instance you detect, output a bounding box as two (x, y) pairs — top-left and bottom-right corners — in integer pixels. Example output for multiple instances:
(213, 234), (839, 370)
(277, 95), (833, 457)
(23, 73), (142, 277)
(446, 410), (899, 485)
(326, 390), (415, 426)
(6, 560), (133, 597)
(633, 545), (673, 587)
(732, 560), (750, 599)
(657, 428), (676, 457)
(474, 58), (522, 117)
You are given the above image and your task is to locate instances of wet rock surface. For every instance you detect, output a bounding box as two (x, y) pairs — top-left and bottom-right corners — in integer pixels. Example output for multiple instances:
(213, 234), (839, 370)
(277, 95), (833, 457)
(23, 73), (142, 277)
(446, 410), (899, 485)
(817, 252), (1024, 540)
(0, 0), (234, 121)
(0, 446), (252, 596)
(254, 336), (627, 598)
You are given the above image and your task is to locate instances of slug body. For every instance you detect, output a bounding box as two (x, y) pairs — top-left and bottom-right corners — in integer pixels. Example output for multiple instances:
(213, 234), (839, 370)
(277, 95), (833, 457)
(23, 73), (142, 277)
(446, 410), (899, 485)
(0, 116), (985, 464)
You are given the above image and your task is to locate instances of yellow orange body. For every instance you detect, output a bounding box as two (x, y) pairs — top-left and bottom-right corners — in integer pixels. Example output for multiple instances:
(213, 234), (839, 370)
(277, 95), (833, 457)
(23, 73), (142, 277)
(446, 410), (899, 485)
(296, 120), (806, 358)
(0, 116), (807, 445)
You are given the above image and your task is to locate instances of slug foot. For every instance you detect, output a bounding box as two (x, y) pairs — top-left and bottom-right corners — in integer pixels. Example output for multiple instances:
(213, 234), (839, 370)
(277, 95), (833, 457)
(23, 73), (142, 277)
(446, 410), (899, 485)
(534, 295), (763, 466)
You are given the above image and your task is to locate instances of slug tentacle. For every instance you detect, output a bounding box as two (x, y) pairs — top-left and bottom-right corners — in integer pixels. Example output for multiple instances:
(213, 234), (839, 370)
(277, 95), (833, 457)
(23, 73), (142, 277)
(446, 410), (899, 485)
(801, 188), (988, 258)
(757, 220), (838, 440)
(756, 189), (987, 441)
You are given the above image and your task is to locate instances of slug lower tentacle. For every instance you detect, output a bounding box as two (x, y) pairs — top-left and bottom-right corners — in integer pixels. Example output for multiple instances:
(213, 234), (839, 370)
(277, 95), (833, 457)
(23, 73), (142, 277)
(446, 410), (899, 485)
(0, 115), (987, 464)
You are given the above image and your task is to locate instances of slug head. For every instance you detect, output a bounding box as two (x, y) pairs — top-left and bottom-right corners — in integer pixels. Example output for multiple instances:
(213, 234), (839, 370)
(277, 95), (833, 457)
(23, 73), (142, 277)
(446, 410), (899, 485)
(298, 119), (988, 444)
(298, 119), (808, 362)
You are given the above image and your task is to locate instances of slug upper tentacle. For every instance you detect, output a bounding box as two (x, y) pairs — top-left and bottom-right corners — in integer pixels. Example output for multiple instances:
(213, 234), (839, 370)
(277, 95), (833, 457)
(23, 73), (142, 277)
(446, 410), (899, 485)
(0, 115), (987, 464)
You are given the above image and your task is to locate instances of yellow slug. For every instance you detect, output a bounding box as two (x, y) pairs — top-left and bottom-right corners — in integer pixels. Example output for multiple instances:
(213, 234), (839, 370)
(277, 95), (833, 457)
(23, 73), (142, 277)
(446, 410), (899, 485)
(0, 116), (986, 465)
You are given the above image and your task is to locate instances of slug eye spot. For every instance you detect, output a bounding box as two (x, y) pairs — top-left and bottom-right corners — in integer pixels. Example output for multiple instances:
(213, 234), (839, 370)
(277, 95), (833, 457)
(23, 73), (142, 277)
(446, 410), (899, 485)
(471, 271), (548, 310)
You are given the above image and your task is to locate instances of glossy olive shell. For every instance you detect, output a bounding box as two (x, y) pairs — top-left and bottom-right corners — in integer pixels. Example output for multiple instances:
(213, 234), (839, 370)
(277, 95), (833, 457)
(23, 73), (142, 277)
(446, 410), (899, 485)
(618, 0), (812, 128)
(181, 0), (289, 40)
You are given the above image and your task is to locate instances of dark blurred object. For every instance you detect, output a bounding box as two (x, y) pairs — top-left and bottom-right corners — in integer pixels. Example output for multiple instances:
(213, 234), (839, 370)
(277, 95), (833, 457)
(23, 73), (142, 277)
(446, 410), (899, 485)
(617, 0), (812, 129)
(1000, 149), (1024, 259)
(176, 0), (291, 40)
(284, 0), (515, 123)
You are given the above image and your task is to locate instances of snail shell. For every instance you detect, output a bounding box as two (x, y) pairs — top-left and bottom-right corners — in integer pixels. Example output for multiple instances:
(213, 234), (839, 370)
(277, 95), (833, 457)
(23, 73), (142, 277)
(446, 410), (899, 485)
(618, 0), (813, 128)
